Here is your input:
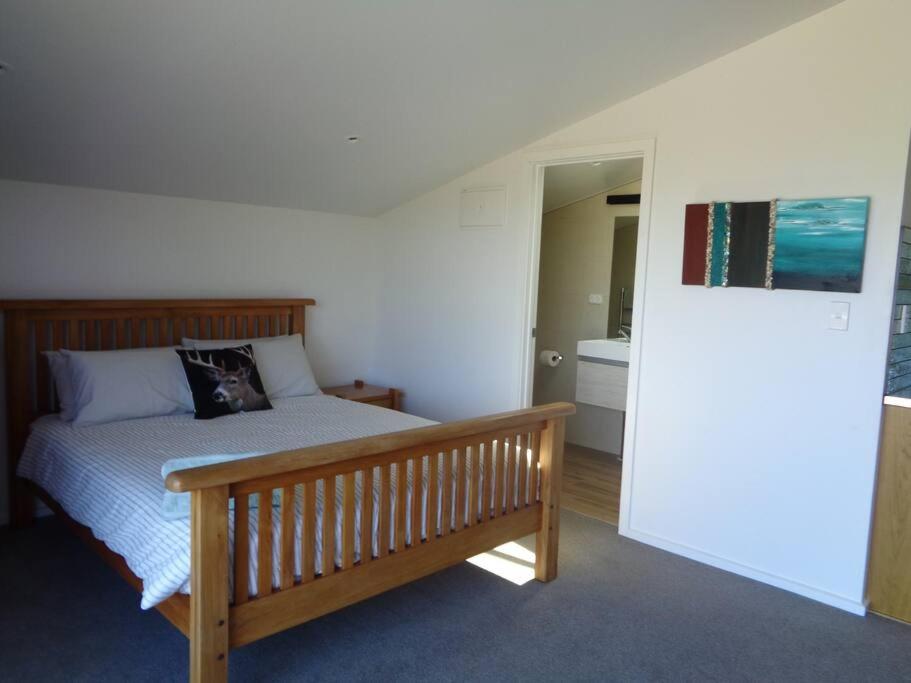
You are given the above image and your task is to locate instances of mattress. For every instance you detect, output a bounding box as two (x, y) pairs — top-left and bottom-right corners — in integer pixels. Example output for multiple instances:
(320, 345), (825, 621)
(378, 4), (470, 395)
(17, 395), (439, 609)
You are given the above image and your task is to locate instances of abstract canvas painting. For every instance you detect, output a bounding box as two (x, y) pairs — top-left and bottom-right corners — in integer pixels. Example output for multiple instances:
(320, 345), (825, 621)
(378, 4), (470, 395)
(682, 203), (710, 285)
(728, 202), (771, 288)
(771, 197), (869, 292)
(682, 196), (869, 293)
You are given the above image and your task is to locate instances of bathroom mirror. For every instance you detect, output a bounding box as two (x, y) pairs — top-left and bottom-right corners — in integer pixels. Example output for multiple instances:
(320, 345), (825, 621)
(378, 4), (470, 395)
(608, 216), (638, 339)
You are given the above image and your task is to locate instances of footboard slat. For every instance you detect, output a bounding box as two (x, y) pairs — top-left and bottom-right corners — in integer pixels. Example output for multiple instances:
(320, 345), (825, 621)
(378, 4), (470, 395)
(468, 445), (480, 527)
(441, 451), (452, 536)
(234, 495), (249, 605)
(505, 436), (516, 514)
(426, 452), (439, 542)
(360, 467), (374, 563)
(518, 433), (529, 508)
(379, 464), (391, 558)
(280, 486), (295, 590)
(482, 440), (493, 522)
(342, 473), (356, 569)
(529, 432), (540, 505)
(410, 456), (422, 547)
(322, 477), (336, 575)
(257, 492), (272, 597)
(395, 461), (407, 552)
(454, 448), (466, 532)
(301, 481), (316, 583)
(492, 439), (503, 518)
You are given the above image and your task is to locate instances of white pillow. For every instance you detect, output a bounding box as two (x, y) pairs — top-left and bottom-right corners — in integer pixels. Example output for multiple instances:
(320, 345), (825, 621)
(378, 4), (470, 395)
(43, 351), (77, 421)
(62, 347), (194, 427)
(182, 333), (320, 399)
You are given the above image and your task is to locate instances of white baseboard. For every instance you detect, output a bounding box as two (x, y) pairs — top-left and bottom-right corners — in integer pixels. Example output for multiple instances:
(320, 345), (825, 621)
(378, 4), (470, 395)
(619, 525), (867, 616)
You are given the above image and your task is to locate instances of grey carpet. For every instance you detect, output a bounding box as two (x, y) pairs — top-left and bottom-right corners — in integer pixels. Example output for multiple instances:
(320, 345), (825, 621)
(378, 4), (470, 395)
(1, 511), (909, 682)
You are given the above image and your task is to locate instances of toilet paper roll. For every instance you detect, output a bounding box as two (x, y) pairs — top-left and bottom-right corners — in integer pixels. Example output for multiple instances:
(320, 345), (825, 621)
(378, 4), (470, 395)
(539, 350), (563, 367)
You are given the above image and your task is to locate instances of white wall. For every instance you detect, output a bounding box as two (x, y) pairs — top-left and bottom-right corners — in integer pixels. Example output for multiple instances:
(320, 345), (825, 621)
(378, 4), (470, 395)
(372, 0), (911, 612)
(0, 180), (383, 525)
(534, 181), (640, 454)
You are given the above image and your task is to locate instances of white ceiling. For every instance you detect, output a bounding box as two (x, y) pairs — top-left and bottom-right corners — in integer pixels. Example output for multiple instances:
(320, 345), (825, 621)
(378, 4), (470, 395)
(0, 1), (840, 216)
(543, 158), (643, 213)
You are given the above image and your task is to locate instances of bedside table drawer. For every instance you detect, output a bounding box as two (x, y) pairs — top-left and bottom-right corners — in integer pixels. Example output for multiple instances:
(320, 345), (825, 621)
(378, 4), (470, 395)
(364, 397), (393, 409)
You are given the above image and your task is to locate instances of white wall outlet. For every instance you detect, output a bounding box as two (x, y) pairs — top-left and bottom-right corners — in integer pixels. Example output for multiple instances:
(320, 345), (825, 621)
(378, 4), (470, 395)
(828, 301), (850, 331)
(588, 293), (604, 304)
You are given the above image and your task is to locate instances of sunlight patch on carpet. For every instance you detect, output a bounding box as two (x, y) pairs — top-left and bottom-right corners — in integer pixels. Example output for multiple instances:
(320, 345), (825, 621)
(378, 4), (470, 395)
(467, 541), (536, 585)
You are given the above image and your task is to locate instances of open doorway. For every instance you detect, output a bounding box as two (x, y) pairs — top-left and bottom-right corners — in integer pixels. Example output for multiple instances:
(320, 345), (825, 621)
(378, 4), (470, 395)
(530, 156), (643, 526)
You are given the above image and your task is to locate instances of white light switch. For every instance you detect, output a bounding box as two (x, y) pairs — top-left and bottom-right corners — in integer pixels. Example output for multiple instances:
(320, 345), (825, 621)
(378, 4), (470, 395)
(828, 301), (850, 331)
(588, 293), (604, 305)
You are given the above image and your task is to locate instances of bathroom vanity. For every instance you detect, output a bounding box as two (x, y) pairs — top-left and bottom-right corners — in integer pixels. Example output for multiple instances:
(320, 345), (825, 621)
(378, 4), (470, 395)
(575, 338), (630, 411)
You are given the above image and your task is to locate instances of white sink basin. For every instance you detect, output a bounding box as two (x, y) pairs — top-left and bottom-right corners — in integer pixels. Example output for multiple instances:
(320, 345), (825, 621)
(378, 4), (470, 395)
(577, 338), (630, 363)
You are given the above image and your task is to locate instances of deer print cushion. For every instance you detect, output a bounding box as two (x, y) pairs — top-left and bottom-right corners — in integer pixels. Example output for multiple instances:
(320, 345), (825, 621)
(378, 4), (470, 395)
(182, 333), (320, 399)
(176, 345), (273, 420)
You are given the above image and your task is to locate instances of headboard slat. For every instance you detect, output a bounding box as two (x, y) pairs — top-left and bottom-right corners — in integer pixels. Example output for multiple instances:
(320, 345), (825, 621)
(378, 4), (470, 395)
(35, 321), (51, 415)
(85, 320), (97, 350)
(1, 298), (315, 526)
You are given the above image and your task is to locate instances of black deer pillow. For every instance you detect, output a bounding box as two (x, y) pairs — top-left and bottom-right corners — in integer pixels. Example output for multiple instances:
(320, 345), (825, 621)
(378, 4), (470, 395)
(176, 345), (272, 420)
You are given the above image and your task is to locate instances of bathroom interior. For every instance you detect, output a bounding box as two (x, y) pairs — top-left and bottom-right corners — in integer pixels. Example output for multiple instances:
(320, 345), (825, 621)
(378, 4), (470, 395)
(532, 156), (643, 526)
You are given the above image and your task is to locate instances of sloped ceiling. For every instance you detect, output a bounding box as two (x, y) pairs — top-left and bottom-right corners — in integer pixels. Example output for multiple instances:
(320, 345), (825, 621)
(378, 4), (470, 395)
(0, 0), (840, 216)
(543, 158), (643, 213)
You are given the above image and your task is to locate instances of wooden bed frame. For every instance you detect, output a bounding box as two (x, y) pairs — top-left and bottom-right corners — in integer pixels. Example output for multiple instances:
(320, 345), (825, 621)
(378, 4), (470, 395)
(1, 298), (573, 682)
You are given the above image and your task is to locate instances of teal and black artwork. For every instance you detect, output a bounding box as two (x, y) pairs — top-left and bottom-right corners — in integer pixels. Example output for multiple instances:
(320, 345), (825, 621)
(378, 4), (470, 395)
(772, 197), (868, 293)
(682, 197), (869, 293)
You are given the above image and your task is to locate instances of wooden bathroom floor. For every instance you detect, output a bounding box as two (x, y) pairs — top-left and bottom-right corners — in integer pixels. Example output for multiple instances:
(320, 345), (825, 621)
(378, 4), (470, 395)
(562, 443), (622, 526)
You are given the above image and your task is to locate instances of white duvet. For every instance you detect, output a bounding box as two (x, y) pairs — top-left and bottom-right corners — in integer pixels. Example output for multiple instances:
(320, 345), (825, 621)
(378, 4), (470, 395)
(17, 395), (440, 609)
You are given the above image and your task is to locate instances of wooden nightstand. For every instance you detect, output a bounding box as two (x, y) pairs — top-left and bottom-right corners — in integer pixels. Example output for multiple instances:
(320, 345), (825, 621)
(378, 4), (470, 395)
(322, 380), (402, 411)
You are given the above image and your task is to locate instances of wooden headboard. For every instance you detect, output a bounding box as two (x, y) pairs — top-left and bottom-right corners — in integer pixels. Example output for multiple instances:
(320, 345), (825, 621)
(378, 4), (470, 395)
(0, 298), (315, 525)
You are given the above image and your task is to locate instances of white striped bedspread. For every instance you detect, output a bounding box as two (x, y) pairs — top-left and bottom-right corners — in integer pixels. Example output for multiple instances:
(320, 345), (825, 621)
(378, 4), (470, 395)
(19, 395), (528, 609)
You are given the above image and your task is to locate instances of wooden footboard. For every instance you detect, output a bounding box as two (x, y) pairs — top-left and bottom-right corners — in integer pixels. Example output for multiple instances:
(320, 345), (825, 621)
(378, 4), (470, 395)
(166, 402), (574, 682)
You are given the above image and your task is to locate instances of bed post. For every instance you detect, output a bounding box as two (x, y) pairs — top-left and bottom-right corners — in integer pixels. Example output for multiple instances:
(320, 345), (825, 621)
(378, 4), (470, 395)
(190, 485), (230, 683)
(535, 416), (565, 582)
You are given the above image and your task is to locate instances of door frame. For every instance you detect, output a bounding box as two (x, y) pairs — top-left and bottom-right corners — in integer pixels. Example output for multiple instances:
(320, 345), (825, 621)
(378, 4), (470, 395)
(518, 138), (656, 533)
